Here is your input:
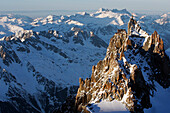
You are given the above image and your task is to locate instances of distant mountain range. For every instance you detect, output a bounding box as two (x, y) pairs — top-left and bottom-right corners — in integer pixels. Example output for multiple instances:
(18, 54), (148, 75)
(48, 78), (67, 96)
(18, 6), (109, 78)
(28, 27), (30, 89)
(0, 8), (169, 113)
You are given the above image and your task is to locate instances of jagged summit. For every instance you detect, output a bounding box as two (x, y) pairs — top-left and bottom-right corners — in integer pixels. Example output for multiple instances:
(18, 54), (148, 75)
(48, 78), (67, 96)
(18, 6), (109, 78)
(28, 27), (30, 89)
(75, 17), (170, 113)
(97, 8), (131, 15)
(76, 12), (90, 16)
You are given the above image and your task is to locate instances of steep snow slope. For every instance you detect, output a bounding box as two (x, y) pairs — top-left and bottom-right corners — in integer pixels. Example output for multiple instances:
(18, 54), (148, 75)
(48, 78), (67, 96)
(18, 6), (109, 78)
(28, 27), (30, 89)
(144, 83), (170, 113)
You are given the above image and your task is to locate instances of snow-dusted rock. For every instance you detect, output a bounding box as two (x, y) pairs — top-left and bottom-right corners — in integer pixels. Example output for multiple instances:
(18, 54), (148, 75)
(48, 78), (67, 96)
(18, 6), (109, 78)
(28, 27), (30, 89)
(75, 18), (170, 113)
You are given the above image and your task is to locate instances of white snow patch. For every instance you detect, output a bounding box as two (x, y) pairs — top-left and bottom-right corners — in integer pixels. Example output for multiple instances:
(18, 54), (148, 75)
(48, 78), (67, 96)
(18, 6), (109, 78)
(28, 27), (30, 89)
(122, 57), (127, 65)
(0, 36), (5, 41)
(71, 27), (81, 31)
(131, 31), (139, 36)
(0, 23), (24, 33)
(88, 100), (129, 113)
(109, 65), (119, 78)
(117, 16), (124, 26)
(77, 12), (88, 16)
(96, 11), (118, 18)
(109, 20), (118, 25)
(129, 64), (136, 73)
(0, 31), (6, 35)
(143, 36), (150, 47)
(66, 19), (84, 26)
(140, 15), (146, 19)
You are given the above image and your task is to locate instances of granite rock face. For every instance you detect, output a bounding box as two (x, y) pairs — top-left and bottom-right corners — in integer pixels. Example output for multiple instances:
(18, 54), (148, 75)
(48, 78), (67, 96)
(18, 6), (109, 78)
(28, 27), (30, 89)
(75, 17), (170, 113)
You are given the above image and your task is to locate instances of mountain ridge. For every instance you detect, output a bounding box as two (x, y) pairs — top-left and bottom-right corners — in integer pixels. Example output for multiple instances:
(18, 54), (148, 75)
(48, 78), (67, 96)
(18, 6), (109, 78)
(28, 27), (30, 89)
(0, 8), (169, 113)
(75, 17), (170, 113)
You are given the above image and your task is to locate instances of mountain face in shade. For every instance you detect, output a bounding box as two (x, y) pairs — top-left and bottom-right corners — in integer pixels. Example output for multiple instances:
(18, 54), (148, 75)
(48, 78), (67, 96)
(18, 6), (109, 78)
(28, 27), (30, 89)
(0, 28), (108, 113)
(75, 17), (170, 113)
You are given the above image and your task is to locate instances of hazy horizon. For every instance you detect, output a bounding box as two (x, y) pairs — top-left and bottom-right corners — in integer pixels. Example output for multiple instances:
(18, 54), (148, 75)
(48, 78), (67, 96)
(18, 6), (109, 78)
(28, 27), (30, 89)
(1, 0), (169, 18)
(0, 0), (169, 11)
(0, 8), (169, 18)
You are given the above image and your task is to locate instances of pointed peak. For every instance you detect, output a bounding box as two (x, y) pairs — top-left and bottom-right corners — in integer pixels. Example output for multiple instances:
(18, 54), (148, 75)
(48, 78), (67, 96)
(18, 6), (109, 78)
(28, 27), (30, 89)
(98, 8), (107, 12)
(97, 8), (131, 15)
(153, 31), (158, 34)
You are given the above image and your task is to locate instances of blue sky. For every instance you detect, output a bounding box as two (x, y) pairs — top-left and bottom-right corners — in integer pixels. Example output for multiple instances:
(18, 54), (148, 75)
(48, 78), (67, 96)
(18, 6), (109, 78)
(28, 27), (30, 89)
(0, 0), (169, 11)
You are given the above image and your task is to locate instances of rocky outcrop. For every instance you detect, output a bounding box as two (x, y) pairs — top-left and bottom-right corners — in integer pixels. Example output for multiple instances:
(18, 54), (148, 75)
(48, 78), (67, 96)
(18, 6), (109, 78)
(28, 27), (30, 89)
(128, 17), (170, 88)
(75, 29), (149, 112)
(72, 29), (108, 48)
(75, 17), (170, 112)
(0, 45), (21, 66)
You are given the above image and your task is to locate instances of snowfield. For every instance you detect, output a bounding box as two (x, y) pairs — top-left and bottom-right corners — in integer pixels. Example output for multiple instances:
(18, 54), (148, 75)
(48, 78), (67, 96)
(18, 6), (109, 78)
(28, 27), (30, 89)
(145, 83), (170, 113)
(87, 100), (129, 113)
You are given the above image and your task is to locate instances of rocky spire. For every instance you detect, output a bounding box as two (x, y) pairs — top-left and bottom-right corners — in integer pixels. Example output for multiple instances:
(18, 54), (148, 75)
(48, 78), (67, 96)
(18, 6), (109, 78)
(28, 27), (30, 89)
(75, 18), (170, 112)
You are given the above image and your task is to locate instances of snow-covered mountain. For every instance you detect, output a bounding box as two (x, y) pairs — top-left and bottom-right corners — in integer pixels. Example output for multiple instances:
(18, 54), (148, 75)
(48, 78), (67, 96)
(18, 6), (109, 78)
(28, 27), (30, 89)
(0, 26), (108, 113)
(0, 9), (169, 49)
(0, 8), (169, 113)
(74, 17), (170, 113)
